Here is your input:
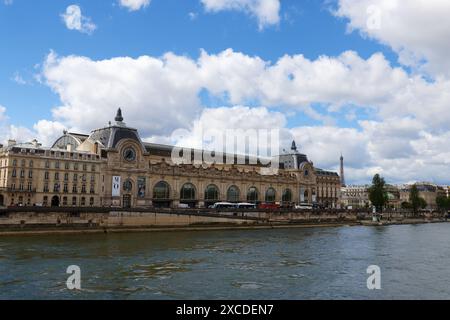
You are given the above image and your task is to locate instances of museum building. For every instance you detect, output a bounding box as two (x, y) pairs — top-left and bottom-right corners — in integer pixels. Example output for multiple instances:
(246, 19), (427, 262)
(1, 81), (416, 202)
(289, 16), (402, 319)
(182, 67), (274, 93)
(0, 109), (341, 209)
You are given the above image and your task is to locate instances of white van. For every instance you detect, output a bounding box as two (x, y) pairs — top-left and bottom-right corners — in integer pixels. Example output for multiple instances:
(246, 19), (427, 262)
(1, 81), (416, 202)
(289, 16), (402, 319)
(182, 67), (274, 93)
(295, 204), (313, 210)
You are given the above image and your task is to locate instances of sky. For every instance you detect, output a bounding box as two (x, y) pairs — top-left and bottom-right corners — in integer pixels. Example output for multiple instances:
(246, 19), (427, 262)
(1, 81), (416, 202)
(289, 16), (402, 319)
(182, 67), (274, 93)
(1, 0), (450, 185)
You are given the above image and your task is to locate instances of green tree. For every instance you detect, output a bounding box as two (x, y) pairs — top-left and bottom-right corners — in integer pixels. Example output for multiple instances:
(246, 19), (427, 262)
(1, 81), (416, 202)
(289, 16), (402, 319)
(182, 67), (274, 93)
(436, 196), (450, 211)
(368, 174), (388, 213)
(409, 184), (427, 216)
(401, 201), (412, 209)
(419, 197), (428, 209)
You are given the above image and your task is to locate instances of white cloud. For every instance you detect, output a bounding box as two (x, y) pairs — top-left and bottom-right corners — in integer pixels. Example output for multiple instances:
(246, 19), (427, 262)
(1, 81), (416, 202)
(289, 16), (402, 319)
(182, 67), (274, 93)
(39, 48), (450, 184)
(32, 120), (67, 147)
(198, 49), (409, 110)
(146, 106), (287, 152)
(0, 106), (36, 145)
(189, 12), (199, 20)
(145, 105), (450, 185)
(289, 122), (450, 185)
(4, 0), (13, 5)
(11, 72), (26, 85)
(42, 51), (203, 137)
(335, 0), (450, 76)
(119, 0), (151, 11)
(61, 5), (96, 35)
(201, 0), (281, 29)
(0, 105), (8, 122)
(43, 49), (415, 137)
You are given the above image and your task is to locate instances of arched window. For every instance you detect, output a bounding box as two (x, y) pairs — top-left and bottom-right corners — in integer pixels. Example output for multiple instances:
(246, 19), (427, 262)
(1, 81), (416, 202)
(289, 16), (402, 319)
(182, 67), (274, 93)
(247, 187), (259, 203)
(204, 184), (219, 201)
(153, 181), (170, 199)
(282, 189), (293, 202)
(265, 188), (276, 203)
(227, 185), (240, 203)
(180, 183), (196, 200)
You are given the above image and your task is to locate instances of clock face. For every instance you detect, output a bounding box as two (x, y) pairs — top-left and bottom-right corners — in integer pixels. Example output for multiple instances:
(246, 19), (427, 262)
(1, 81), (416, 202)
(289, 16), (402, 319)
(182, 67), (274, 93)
(123, 147), (136, 162)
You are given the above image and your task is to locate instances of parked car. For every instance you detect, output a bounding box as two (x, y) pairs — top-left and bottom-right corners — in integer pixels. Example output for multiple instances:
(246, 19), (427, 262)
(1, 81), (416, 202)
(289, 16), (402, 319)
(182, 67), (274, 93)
(295, 204), (313, 210)
(312, 203), (323, 210)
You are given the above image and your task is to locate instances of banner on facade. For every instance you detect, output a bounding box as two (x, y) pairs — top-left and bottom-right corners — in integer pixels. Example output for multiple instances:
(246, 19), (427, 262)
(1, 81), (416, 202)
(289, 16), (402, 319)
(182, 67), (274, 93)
(112, 176), (121, 197)
(137, 177), (146, 198)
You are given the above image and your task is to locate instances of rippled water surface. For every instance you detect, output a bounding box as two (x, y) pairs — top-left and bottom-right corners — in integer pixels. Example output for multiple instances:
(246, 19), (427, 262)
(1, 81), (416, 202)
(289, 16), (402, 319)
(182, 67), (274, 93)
(1, 223), (450, 299)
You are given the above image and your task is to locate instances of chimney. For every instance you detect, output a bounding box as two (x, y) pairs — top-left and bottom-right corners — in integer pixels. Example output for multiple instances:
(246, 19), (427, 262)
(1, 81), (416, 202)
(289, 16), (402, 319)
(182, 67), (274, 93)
(7, 139), (16, 147)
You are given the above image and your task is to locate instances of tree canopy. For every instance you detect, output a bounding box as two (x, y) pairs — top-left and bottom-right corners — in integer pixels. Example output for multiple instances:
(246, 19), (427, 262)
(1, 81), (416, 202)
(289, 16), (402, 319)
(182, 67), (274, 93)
(436, 196), (450, 211)
(368, 174), (388, 213)
(409, 184), (428, 215)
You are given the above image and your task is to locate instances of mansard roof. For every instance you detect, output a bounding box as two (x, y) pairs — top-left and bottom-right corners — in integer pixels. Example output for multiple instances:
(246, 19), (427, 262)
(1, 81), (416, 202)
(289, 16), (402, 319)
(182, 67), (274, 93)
(85, 108), (144, 150)
(52, 132), (88, 150)
(143, 142), (271, 167)
(89, 125), (143, 149)
(315, 168), (339, 177)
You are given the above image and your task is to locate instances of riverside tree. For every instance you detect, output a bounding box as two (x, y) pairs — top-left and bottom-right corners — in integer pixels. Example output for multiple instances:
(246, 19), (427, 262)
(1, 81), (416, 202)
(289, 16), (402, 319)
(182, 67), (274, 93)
(436, 196), (450, 212)
(409, 184), (427, 216)
(368, 174), (388, 213)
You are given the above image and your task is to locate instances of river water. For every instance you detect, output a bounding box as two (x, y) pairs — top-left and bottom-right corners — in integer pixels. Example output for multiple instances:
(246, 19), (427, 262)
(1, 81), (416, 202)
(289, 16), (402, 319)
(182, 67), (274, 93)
(1, 223), (450, 300)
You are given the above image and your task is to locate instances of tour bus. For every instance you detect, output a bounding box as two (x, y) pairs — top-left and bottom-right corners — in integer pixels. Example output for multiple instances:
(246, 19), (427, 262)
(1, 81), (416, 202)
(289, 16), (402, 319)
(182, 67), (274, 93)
(236, 203), (257, 209)
(209, 202), (236, 209)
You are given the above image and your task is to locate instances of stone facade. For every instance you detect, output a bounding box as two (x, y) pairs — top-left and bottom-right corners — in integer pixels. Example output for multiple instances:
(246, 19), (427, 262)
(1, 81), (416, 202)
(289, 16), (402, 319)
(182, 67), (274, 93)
(399, 183), (447, 209)
(0, 139), (101, 208)
(315, 169), (341, 208)
(341, 185), (370, 209)
(0, 109), (341, 209)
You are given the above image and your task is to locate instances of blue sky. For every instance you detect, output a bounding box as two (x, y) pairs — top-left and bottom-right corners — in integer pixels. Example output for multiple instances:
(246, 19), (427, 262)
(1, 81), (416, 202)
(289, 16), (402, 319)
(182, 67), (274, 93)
(1, 0), (450, 185)
(0, 0), (395, 128)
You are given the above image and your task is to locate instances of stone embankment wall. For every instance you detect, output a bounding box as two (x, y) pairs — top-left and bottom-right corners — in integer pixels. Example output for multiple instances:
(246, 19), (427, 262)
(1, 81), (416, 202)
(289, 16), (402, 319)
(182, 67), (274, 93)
(0, 208), (445, 234)
(0, 207), (359, 233)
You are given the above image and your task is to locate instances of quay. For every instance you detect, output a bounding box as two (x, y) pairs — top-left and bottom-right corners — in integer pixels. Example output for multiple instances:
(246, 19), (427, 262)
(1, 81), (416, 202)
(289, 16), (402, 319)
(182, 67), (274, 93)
(0, 207), (447, 236)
